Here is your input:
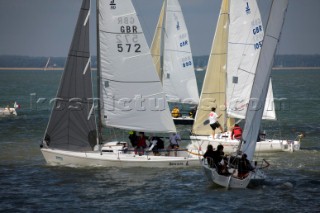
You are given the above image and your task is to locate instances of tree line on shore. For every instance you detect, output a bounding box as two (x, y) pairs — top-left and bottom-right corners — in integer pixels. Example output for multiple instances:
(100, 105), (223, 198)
(0, 54), (320, 68)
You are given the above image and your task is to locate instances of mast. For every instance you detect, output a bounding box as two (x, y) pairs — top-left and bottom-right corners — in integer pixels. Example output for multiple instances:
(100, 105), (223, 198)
(96, 0), (103, 143)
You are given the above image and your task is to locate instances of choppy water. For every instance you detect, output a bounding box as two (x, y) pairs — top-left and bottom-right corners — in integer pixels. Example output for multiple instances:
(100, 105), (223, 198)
(0, 69), (319, 212)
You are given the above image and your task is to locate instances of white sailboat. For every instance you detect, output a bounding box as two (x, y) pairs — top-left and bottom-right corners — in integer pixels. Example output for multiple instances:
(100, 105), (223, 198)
(0, 101), (19, 117)
(44, 57), (50, 71)
(150, 0), (199, 125)
(203, 0), (289, 188)
(40, 0), (200, 168)
(188, 0), (301, 155)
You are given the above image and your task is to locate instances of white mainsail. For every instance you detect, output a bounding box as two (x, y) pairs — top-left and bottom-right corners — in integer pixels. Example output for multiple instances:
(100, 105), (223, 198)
(98, 0), (176, 133)
(241, 0), (289, 160)
(226, 0), (276, 120)
(151, 0), (199, 104)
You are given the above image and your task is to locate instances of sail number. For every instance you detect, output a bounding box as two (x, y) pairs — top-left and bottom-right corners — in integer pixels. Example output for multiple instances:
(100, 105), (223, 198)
(182, 56), (192, 68)
(253, 25), (263, 50)
(120, 26), (138, 34)
(117, 44), (141, 53)
(254, 41), (263, 50)
(116, 17), (141, 53)
(116, 32), (141, 53)
(253, 25), (263, 35)
(183, 61), (192, 67)
(180, 40), (189, 47)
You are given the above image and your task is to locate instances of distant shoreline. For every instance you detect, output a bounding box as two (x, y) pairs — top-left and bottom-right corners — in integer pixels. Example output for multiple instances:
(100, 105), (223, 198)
(0, 67), (319, 71)
(272, 67), (320, 70)
(0, 67), (97, 71)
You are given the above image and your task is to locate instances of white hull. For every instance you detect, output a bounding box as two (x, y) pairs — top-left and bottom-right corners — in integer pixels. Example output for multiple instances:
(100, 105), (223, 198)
(173, 116), (194, 125)
(202, 160), (252, 189)
(41, 142), (201, 168)
(0, 107), (17, 117)
(188, 132), (300, 155)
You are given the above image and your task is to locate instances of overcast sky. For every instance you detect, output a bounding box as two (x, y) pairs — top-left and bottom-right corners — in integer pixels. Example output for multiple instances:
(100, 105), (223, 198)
(0, 0), (319, 57)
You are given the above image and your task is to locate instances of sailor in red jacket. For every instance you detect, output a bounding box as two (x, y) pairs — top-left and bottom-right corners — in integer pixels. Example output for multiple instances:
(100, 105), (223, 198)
(231, 124), (242, 140)
(136, 132), (147, 155)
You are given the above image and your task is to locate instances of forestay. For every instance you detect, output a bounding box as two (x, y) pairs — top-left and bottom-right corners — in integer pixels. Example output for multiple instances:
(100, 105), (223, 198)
(226, 0), (276, 120)
(44, 0), (97, 151)
(98, 0), (176, 133)
(241, 0), (289, 160)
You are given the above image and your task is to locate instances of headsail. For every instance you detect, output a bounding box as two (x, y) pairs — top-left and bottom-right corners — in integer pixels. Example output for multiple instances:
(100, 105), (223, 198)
(226, 0), (276, 121)
(98, 0), (176, 133)
(192, 0), (229, 135)
(241, 0), (289, 160)
(44, 0), (96, 151)
(151, 0), (199, 104)
(162, 0), (199, 104)
(150, 1), (165, 79)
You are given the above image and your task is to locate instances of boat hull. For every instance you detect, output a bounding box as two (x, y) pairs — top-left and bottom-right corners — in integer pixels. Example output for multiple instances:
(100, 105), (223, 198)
(173, 116), (194, 125)
(189, 134), (300, 154)
(0, 108), (17, 117)
(202, 160), (252, 189)
(41, 148), (201, 168)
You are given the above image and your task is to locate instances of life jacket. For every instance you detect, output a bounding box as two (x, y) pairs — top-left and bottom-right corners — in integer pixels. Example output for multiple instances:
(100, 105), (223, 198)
(137, 136), (147, 148)
(171, 108), (180, 118)
(233, 127), (242, 139)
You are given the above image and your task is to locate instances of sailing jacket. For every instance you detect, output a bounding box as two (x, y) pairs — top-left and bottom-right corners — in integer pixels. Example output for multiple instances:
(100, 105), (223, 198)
(232, 127), (242, 140)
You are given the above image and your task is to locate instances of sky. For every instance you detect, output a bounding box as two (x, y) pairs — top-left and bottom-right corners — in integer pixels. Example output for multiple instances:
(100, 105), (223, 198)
(0, 0), (319, 57)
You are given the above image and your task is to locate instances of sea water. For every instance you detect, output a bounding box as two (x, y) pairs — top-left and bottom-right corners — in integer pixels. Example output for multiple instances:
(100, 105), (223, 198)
(0, 69), (319, 212)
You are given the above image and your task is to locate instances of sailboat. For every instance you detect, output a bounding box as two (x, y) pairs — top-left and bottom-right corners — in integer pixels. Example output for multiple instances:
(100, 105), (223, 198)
(202, 0), (289, 188)
(188, 0), (301, 154)
(40, 0), (200, 168)
(150, 0), (199, 125)
(0, 101), (19, 117)
(44, 57), (50, 71)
